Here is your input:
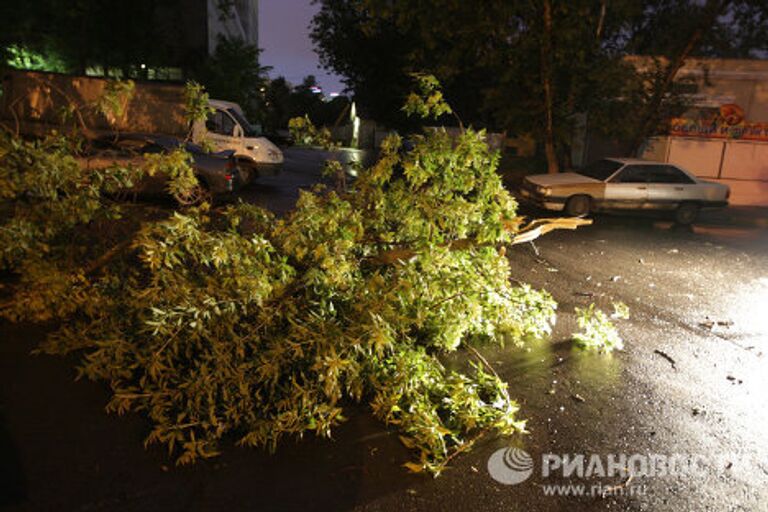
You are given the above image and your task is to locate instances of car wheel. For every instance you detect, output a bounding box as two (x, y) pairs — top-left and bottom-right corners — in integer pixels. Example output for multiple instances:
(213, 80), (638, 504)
(565, 195), (591, 217)
(176, 178), (213, 207)
(675, 202), (699, 225)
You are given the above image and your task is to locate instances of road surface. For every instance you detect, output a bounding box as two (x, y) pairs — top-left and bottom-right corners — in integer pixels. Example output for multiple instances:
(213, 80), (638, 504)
(2, 148), (767, 511)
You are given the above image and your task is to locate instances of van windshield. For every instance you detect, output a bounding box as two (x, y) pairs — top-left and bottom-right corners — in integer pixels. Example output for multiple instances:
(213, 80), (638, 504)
(577, 159), (623, 181)
(226, 108), (261, 137)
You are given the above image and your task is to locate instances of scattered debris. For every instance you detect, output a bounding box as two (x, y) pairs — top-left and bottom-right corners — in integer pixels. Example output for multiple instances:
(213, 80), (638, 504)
(550, 356), (568, 368)
(692, 407), (704, 416)
(726, 375), (743, 384)
(638, 258), (646, 265)
(653, 349), (677, 370)
(700, 317), (734, 330)
(471, 465), (478, 473)
(574, 291), (595, 298)
(668, 248), (679, 254)
(610, 275), (621, 282)
(571, 393), (586, 403)
(611, 301), (630, 320)
(546, 267), (559, 273)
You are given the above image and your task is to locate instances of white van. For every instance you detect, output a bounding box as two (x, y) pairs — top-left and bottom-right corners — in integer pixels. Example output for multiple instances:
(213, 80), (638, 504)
(194, 99), (284, 182)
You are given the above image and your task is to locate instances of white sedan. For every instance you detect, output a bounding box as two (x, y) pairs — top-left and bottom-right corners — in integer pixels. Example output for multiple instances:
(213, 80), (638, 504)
(518, 158), (730, 224)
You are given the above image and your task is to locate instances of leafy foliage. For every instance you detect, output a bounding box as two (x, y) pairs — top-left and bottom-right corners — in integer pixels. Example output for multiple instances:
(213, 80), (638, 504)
(288, 115), (336, 148)
(0, 81), (208, 279)
(0, 134), (130, 272)
(403, 73), (453, 120)
(95, 80), (136, 126)
(572, 302), (629, 352)
(183, 82), (214, 132)
(0, 77), (600, 476)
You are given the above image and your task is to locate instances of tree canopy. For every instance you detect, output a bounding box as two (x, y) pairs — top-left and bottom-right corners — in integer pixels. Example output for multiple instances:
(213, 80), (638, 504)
(0, 0), (195, 76)
(311, 0), (768, 170)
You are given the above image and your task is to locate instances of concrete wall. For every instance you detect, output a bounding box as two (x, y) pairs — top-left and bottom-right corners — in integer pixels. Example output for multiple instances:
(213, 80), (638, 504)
(0, 70), (187, 137)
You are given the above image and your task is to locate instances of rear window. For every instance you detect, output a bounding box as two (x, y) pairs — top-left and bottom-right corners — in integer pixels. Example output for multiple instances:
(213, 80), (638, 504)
(577, 159), (623, 181)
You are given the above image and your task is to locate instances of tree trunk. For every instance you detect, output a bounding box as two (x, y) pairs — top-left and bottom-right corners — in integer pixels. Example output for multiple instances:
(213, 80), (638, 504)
(630, 0), (730, 154)
(541, 0), (559, 173)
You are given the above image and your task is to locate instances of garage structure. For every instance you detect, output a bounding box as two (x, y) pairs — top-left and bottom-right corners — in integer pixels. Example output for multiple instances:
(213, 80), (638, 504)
(642, 136), (768, 206)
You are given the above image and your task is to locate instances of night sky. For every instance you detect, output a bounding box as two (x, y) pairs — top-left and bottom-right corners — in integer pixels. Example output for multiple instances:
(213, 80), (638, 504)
(259, 0), (345, 94)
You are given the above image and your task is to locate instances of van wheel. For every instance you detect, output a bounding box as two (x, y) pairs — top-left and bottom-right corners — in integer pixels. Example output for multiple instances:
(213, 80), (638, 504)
(237, 159), (256, 184)
(675, 202), (699, 225)
(565, 195), (591, 217)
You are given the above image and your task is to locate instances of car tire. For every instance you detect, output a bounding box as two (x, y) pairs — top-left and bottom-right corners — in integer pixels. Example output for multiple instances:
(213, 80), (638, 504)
(565, 195), (591, 217)
(675, 202), (699, 225)
(176, 177), (213, 207)
(237, 159), (257, 185)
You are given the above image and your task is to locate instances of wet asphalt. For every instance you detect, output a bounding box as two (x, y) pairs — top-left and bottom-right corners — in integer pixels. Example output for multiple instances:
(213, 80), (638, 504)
(1, 147), (767, 512)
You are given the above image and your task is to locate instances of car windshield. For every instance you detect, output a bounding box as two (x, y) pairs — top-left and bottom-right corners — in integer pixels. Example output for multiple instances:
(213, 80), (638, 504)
(577, 159), (623, 181)
(226, 108), (261, 137)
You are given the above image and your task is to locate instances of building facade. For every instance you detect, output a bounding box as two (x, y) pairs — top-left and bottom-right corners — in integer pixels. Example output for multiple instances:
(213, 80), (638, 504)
(205, 0), (259, 55)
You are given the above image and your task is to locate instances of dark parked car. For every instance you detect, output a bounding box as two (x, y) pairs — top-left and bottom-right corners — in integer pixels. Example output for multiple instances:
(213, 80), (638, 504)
(83, 134), (244, 204)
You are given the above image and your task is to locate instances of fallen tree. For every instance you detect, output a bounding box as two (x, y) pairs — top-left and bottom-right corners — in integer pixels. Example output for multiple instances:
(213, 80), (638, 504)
(1, 76), (598, 475)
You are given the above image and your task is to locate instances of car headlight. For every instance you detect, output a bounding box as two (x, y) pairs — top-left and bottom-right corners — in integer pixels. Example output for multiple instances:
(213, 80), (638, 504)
(536, 186), (551, 196)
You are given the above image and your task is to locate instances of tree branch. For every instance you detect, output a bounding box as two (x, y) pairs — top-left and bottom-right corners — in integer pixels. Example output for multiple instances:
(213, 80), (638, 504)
(367, 217), (592, 265)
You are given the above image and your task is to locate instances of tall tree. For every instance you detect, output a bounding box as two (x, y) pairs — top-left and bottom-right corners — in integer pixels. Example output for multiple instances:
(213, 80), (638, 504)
(311, 0), (422, 128)
(540, 0), (558, 173)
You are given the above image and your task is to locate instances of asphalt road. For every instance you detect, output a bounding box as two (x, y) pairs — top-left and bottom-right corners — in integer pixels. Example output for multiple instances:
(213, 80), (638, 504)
(2, 148), (767, 511)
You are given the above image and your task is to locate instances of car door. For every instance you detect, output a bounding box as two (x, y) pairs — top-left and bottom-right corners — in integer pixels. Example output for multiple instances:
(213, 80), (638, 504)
(604, 165), (651, 209)
(646, 165), (698, 208)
